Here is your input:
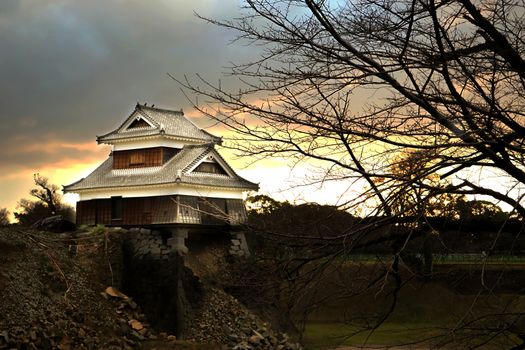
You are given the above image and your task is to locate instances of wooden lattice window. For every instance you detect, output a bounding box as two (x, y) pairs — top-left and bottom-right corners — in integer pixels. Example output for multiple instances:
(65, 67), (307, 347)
(226, 199), (248, 224)
(113, 148), (177, 169)
(129, 151), (145, 165)
(178, 196), (201, 224)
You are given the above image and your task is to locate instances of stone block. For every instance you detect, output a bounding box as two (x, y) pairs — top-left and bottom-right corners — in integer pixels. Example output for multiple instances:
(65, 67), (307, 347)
(166, 237), (177, 247)
(230, 231), (251, 257)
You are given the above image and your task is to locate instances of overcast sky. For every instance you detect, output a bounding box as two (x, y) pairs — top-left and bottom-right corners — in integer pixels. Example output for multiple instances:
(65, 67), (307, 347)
(0, 0), (248, 213)
(0, 0), (339, 218)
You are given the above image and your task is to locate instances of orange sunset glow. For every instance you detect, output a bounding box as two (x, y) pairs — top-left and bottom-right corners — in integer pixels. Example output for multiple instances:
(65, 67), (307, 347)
(0, 0), (274, 221)
(0, 1), (378, 223)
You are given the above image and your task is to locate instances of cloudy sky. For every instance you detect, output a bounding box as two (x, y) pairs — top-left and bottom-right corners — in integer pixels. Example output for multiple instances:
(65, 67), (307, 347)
(0, 0), (339, 218)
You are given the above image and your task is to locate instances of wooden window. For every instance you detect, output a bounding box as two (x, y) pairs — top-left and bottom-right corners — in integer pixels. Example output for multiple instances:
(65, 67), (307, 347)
(178, 196), (201, 224)
(199, 197), (227, 225)
(151, 196), (177, 224)
(129, 151), (145, 165)
(113, 148), (172, 169)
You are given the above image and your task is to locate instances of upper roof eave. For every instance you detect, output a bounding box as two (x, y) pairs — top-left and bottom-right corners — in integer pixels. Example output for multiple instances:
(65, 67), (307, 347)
(96, 104), (221, 145)
(64, 179), (259, 194)
(96, 133), (222, 145)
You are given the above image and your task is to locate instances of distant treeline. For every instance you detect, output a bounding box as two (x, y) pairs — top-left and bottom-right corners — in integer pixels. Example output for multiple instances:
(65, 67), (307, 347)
(246, 197), (525, 256)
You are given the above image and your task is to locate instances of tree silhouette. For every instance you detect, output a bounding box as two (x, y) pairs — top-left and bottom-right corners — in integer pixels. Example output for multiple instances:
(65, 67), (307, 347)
(179, 0), (525, 347)
(15, 174), (74, 226)
(0, 208), (10, 226)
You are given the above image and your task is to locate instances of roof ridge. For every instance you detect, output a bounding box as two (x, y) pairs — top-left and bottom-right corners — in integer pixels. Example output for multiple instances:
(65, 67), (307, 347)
(138, 104), (221, 143)
(184, 143), (215, 149)
(138, 104), (184, 115)
(182, 146), (213, 173)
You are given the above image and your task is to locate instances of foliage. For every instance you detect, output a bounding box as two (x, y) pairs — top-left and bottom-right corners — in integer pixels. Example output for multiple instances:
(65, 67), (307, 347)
(246, 194), (288, 215)
(455, 199), (508, 222)
(91, 224), (106, 235)
(14, 174), (75, 226)
(385, 149), (463, 218)
(0, 208), (10, 226)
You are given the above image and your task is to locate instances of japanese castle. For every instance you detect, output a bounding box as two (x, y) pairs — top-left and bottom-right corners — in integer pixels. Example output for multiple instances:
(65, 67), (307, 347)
(64, 103), (258, 228)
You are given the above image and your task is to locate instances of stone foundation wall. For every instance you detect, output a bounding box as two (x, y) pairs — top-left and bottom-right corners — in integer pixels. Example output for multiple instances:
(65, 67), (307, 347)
(125, 228), (174, 259)
(120, 229), (201, 339)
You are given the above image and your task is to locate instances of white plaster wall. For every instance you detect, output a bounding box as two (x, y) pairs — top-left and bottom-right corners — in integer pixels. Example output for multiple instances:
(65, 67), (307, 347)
(78, 184), (245, 200)
(112, 137), (201, 151)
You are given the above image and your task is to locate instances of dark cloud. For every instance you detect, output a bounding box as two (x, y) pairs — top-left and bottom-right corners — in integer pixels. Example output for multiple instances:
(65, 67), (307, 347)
(0, 0), (260, 212)
(0, 0), (247, 143)
(0, 133), (107, 174)
(0, 0), (19, 15)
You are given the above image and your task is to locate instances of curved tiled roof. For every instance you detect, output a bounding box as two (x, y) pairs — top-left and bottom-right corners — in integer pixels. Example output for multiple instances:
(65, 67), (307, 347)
(64, 144), (259, 192)
(97, 104), (221, 144)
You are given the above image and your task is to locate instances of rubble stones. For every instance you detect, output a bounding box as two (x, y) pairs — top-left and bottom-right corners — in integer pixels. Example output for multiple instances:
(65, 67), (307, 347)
(0, 227), (303, 350)
(0, 228), (144, 350)
(187, 287), (302, 350)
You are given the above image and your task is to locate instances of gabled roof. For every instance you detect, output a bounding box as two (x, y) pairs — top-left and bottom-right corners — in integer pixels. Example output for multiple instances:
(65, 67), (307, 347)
(63, 144), (259, 192)
(97, 104), (221, 144)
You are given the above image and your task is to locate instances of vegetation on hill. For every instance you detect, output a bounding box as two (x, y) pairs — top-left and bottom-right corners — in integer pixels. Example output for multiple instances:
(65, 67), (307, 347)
(13, 174), (74, 226)
(222, 196), (525, 348)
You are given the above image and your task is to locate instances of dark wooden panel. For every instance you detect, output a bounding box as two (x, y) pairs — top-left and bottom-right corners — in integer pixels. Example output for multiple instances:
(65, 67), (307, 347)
(122, 197), (143, 225)
(226, 199), (248, 224)
(96, 199), (112, 225)
(77, 200), (96, 225)
(193, 162), (227, 175)
(78, 195), (247, 226)
(113, 148), (163, 169)
(199, 197), (227, 225)
(113, 147), (181, 169)
(128, 119), (150, 129)
(151, 196), (177, 224)
(163, 147), (180, 163)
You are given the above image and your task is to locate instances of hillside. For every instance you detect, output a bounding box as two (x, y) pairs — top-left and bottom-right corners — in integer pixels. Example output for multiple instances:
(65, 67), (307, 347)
(0, 226), (155, 349)
(0, 226), (302, 350)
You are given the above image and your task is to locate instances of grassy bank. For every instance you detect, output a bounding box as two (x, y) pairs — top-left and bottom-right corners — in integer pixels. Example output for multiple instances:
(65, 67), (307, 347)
(296, 263), (525, 349)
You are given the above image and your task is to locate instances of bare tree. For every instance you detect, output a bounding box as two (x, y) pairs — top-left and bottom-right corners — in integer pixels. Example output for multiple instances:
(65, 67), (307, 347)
(15, 174), (75, 226)
(179, 0), (525, 347)
(30, 173), (61, 215)
(181, 0), (525, 218)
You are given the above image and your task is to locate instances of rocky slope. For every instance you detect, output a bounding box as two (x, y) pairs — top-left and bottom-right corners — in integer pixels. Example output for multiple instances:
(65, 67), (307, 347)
(0, 227), (302, 350)
(0, 227), (153, 349)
